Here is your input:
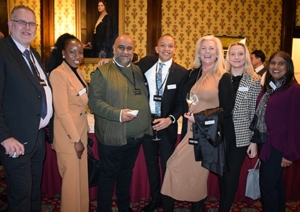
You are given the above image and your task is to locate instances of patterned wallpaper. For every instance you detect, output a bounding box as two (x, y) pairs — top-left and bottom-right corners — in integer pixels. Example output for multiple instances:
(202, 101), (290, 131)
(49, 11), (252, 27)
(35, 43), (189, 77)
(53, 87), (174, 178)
(8, 0), (42, 54)
(296, 0), (300, 26)
(54, 0), (77, 41)
(7, 0), (300, 80)
(162, 0), (282, 69)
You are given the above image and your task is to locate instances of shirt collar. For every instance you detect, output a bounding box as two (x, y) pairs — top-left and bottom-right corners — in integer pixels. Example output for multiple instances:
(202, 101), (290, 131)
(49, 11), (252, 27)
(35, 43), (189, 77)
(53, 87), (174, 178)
(158, 58), (172, 70)
(113, 58), (131, 68)
(11, 36), (30, 54)
(255, 64), (264, 73)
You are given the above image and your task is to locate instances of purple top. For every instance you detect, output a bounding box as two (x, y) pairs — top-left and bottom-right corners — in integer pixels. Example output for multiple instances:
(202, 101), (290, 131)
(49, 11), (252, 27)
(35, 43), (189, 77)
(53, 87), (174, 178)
(258, 81), (300, 162)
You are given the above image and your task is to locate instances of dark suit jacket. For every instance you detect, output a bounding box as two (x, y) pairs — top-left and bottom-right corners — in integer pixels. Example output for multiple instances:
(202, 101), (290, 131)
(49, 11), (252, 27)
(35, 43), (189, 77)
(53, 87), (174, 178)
(257, 67), (266, 76)
(136, 56), (188, 144)
(0, 36), (48, 153)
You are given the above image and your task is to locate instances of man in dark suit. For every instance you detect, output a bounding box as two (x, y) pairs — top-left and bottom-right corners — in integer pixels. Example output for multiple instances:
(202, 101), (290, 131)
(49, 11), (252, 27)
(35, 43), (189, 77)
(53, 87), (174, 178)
(0, 6), (52, 212)
(137, 34), (188, 212)
(250, 50), (266, 76)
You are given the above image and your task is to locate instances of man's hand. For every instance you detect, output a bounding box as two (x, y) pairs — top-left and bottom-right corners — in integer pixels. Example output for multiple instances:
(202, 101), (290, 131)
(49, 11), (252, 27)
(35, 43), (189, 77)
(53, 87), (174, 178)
(121, 109), (137, 122)
(74, 140), (85, 159)
(152, 117), (172, 131)
(1, 137), (25, 158)
(97, 58), (111, 66)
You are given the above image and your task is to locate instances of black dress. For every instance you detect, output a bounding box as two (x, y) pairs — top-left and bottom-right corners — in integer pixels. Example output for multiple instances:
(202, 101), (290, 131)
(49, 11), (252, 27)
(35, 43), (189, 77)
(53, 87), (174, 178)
(92, 14), (114, 58)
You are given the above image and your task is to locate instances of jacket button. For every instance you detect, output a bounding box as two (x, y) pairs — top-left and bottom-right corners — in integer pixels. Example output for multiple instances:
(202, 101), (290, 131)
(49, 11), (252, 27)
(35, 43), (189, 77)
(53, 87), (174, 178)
(38, 96), (41, 99)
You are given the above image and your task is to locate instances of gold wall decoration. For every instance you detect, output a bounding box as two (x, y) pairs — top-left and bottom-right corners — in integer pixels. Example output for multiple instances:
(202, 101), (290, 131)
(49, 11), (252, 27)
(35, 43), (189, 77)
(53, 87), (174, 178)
(162, 0), (283, 69)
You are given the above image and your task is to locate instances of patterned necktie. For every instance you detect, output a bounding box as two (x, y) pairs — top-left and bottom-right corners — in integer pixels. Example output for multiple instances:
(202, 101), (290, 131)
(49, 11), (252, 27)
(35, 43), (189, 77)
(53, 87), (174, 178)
(23, 50), (47, 119)
(155, 62), (165, 116)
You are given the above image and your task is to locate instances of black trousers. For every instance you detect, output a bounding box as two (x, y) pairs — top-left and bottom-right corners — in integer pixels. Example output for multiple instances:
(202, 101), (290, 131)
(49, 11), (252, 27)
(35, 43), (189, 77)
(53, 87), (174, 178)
(260, 146), (286, 212)
(0, 129), (45, 212)
(142, 133), (175, 202)
(218, 139), (247, 212)
(97, 137), (143, 212)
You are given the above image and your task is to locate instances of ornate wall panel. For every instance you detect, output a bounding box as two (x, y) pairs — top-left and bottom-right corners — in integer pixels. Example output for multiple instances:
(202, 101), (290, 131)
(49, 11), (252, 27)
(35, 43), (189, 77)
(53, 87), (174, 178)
(162, 0), (282, 69)
(296, 0), (300, 26)
(8, 1), (41, 54)
(124, 0), (148, 60)
(54, 0), (76, 41)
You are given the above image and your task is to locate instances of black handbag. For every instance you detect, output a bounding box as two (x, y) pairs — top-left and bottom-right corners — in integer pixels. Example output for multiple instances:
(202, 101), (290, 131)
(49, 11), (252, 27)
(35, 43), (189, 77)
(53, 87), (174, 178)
(87, 138), (101, 187)
(249, 114), (267, 144)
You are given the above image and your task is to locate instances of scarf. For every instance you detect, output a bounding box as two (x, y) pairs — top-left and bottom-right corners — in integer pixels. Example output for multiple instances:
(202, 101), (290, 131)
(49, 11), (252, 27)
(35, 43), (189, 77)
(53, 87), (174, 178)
(255, 75), (287, 134)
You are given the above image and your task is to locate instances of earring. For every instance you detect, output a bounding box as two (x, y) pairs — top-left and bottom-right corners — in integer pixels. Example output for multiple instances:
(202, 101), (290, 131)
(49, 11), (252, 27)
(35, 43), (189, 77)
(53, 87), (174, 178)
(62, 55), (65, 58)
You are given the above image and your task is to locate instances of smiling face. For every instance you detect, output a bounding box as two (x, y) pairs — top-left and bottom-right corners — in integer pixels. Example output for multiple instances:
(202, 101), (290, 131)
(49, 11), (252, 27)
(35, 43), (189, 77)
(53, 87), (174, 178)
(8, 7), (37, 48)
(228, 45), (246, 69)
(155, 35), (175, 62)
(113, 35), (134, 67)
(198, 40), (217, 68)
(62, 39), (84, 68)
(269, 54), (287, 81)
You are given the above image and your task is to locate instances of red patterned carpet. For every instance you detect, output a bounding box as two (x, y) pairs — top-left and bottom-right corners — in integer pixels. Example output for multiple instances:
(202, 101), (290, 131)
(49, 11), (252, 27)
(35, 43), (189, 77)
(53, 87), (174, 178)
(0, 167), (299, 211)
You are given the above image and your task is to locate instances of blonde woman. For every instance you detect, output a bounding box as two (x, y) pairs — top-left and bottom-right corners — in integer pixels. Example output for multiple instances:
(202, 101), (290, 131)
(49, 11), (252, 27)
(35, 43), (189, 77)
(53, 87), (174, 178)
(161, 35), (235, 212)
(218, 42), (261, 212)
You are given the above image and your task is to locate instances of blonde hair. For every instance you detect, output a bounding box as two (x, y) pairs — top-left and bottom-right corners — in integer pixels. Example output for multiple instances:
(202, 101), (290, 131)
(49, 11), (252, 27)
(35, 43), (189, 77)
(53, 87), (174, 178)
(192, 35), (226, 76)
(226, 42), (260, 82)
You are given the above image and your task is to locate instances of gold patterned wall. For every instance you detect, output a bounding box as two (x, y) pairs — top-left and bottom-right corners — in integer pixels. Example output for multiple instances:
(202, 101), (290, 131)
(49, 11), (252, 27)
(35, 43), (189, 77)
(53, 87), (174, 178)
(7, 0), (300, 80)
(7, 1), (42, 54)
(54, 0), (77, 41)
(162, 0), (283, 69)
(296, 0), (300, 26)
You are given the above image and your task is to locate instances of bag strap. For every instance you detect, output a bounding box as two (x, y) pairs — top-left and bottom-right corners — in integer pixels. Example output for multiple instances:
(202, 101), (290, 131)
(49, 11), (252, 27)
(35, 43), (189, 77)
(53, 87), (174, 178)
(253, 158), (260, 169)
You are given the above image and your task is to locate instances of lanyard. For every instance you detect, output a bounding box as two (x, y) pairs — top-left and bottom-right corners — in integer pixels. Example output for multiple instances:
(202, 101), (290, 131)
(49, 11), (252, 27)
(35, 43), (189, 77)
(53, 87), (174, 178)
(115, 63), (137, 89)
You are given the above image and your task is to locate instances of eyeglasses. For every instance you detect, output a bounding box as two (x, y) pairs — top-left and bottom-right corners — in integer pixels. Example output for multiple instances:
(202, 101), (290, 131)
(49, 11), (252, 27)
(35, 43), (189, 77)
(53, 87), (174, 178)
(11, 20), (38, 28)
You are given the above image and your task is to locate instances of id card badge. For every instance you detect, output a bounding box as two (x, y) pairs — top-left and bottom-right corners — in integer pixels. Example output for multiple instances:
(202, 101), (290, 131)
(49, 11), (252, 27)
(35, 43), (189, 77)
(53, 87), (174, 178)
(133, 88), (142, 95)
(39, 79), (47, 87)
(188, 138), (198, 145)
(153, 95), (162, 102)
(78, 88), (87, 96)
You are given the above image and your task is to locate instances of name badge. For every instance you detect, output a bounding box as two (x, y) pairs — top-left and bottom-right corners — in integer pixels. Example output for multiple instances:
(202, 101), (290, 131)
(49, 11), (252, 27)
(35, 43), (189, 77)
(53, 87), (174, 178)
(167, 84), (176, 90)
(269, 81), (277, 90)
(188, 138), (198, 145)
(78, 88), (87, 96)
(133, 88), (142, 95)
(205, 120), (215, 125)
(238, 86), (249, 92)
(153, 95), (162, 102)
(39, 79), (47, 87)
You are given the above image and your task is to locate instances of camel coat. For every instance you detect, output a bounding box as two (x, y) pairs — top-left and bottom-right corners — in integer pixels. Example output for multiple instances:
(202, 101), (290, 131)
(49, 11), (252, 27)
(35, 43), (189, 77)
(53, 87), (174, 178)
(49, 61), (89, 212)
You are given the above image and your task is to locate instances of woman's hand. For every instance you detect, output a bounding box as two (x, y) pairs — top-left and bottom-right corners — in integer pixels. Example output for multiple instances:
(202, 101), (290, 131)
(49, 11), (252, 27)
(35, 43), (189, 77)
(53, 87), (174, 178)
(74, 140), (85, 159)
(281, 157), (292, 168)
(247, 143), (257, 158)
(183, 112), (195, 123)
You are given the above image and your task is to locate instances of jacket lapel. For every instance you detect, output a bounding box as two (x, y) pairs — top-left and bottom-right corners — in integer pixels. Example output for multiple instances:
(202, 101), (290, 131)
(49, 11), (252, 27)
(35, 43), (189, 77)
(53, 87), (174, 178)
(61, 62), (88, 107)
(233, 74), (251, 114)
(6, 36), (44, 92)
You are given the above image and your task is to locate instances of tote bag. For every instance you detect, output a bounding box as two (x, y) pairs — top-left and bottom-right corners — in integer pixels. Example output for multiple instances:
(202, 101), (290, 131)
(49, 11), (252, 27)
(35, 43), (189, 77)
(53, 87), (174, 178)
(245, 159), (260, 200)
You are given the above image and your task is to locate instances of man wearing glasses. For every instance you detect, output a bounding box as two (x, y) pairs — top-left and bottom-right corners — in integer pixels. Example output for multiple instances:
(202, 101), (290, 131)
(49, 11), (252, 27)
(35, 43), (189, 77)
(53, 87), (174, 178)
(0, 5), (52, 212)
